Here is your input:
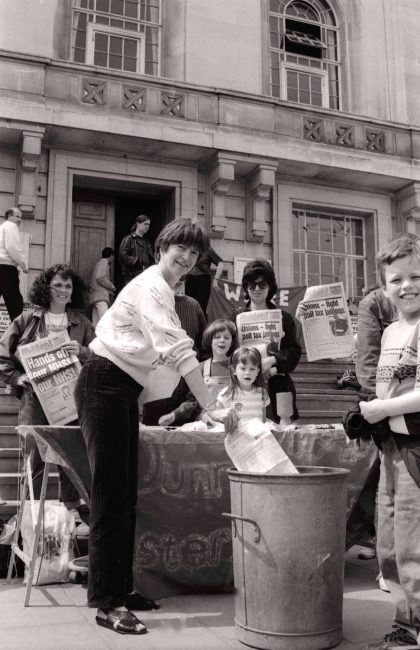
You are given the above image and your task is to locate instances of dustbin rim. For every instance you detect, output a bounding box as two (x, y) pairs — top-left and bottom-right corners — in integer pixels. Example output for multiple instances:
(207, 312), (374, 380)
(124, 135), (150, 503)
(227, 465), (350, 479)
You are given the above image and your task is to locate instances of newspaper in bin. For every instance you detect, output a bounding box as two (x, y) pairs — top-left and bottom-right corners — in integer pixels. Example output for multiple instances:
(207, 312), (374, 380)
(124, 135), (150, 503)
(300, 282), (355, 362)
(18, 330), (81, 426)
(224, 417), (298, 474)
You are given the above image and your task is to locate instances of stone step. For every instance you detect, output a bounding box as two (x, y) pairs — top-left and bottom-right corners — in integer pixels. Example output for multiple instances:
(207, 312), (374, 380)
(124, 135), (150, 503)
(0, 426), (19, 449)
(0, 405), (19, 426)
(297, 394), (357, 413)
(297, 411), (345, 424)
(0, 449), (21, 473)
(0, 472), (59, 501)
(0, 499), (20, 518)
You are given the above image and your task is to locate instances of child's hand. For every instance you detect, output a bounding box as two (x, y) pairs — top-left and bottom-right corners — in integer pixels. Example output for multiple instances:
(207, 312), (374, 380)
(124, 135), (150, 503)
(360, 399), (388, 424)
(262, 355), (276, 377)
(158, 412), (175, 426)
(224, 407), (240, 434)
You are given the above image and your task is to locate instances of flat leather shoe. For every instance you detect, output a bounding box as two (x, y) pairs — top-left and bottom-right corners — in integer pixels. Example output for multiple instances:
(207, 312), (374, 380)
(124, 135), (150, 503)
(125, 592), (160, 610)
(96, 608), (147, 635)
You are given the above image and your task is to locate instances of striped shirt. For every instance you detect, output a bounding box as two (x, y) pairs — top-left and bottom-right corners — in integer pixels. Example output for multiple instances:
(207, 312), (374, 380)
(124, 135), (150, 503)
(217, 386), (269, 423)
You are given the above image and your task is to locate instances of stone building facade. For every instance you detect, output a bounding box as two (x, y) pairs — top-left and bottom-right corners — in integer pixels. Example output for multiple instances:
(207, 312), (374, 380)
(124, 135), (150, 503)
(0, 0), (420, 296)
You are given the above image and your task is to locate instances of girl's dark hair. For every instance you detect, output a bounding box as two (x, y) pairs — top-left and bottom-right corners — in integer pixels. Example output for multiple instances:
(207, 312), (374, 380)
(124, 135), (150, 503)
(202, 319), (237, 357)
(229, 346), (266, 399)
(241, 259), (277, 304)
(29, 264), (87, 309)
(154, 218), (210, 260)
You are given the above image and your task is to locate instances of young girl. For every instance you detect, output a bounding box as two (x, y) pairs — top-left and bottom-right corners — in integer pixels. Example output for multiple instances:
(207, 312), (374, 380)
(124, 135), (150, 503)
(216, 346), (270, 424)
(158, 318), (237, 426)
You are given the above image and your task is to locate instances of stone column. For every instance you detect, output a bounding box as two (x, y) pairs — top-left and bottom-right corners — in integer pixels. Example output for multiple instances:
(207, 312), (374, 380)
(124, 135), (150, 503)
(207, 154), (236, 237)
(17, 129), (45, 218)
(246, 163), (277, 241)
(395, 182), (420, 236)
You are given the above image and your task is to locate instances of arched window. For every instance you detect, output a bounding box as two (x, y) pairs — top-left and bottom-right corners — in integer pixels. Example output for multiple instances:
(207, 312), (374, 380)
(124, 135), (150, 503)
(269, 0), (340, 109)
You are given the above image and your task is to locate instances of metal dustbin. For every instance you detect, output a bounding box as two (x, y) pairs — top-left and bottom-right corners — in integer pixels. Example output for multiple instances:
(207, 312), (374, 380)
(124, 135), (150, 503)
(223, 466), (349, 650)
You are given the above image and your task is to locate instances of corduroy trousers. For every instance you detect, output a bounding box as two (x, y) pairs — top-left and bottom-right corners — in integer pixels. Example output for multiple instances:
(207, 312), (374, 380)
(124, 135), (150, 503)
(74, 353), (142, 608)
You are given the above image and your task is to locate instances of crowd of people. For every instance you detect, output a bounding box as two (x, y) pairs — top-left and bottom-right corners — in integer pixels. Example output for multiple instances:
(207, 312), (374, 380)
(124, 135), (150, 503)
(1, 207), (420, 647)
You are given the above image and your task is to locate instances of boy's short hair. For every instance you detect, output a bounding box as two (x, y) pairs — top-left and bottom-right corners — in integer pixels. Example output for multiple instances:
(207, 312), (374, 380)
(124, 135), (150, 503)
(102, 247), (114, 258)
(154, 218), (210, 260)
(202, 318), (237, 356)
(376, 232), (420, 285)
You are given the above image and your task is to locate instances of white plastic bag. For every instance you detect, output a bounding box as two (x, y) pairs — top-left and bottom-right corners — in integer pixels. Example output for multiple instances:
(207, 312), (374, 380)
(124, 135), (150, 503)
(21, 500), (76, 585)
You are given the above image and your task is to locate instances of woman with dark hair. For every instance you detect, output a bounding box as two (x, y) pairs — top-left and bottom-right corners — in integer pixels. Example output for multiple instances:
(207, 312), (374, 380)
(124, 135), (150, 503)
(227, 259), (302, 424)
(74, 218), (226, 635)
(0, 263), (94, 516)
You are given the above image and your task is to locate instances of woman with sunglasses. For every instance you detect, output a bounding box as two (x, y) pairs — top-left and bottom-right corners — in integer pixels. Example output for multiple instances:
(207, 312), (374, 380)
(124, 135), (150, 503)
(226, 259), (302, 424)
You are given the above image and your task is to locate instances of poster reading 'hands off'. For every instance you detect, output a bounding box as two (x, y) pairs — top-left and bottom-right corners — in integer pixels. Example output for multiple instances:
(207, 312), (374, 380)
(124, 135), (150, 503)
(18, 331), (81, 425)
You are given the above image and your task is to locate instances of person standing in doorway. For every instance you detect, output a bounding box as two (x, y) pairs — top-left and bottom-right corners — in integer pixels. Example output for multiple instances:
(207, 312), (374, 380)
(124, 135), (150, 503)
(0, 207), (28, 321)
(89, 247), (116, 326)
(118, 214), (154, 285)
(185, 244), (224, 317)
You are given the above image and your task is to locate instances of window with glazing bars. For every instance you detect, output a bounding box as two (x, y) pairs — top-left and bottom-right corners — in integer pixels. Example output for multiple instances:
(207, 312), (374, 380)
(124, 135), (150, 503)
(72, 0), (160, 75)
(269, 0), (340, 110)
(293, 209), (366, 299)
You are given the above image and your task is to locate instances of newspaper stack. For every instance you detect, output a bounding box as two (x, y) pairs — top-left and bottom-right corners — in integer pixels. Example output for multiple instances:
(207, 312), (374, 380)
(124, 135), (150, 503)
(224, 417), (298, 474)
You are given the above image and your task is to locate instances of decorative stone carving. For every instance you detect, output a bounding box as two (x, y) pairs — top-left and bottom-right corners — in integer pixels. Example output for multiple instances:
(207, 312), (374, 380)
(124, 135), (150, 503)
(366, 130), (385, 152)
(207, 155), (236, 236)
(161, 91), (185, 118)
(81, 78), (107, 105)
(246, 163), (277, 241)
(335, 124), (354, 147)
(395, 182), (420, 235)
(303, 119), (323, 142)
(17, 129), (44, 217)
(122, 85), (146, 111)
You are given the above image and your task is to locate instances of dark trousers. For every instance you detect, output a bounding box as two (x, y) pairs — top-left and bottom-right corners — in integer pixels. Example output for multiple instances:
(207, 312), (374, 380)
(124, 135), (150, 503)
(0, 265), (23, 321)
(185, 274), (211, 316)
(74, 353), (142, 608)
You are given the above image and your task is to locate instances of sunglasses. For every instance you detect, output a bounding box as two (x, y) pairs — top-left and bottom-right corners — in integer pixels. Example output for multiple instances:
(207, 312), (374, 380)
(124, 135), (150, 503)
(247, 281), (268, 290)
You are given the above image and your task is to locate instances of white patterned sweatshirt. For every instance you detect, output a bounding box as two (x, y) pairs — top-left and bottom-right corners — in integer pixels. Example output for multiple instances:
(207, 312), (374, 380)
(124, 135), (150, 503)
(90, 265), (199, 387)
(376, 319), (420, 434)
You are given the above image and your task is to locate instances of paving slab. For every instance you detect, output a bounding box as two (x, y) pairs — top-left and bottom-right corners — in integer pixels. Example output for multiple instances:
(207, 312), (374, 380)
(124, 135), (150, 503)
(0, 546), (395, 650)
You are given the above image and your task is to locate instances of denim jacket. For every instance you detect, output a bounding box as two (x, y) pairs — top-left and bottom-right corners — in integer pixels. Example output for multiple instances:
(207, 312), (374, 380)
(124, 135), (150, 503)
(0, 307), (95, 388)
(355, 289), (397, 393)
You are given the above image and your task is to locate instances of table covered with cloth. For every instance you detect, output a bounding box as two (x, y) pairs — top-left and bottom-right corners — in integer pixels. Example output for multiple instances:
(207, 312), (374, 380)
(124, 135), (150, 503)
(133, 424), (379, 600)
(15, 424), (379, 600)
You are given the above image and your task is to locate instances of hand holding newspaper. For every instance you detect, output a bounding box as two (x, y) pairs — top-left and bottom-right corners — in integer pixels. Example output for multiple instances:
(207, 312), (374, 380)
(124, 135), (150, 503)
(18, 330), (81, 426)
(298, 282), (355, 362)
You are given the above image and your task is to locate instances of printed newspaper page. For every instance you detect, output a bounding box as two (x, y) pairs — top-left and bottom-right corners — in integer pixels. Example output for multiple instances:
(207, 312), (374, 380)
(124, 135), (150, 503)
(300, 282), (355, 362)
(224, 418), (298, 474)
(236, 309), (284, 352)
(18, 331), (81, 426)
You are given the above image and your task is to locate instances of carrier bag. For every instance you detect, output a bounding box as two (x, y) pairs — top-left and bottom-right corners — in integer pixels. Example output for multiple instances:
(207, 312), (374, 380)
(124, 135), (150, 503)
(21, 500), (76, 585)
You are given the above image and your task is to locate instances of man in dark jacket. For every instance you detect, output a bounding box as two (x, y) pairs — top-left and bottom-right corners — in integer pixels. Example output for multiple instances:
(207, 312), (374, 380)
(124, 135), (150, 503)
(118, 214), (154, 285)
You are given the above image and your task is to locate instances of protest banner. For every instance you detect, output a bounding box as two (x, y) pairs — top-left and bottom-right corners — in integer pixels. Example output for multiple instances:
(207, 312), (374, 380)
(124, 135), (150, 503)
(300, 282), (356, 362)
(207, 279), (306, 323)
(18, 330), (81, 425)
